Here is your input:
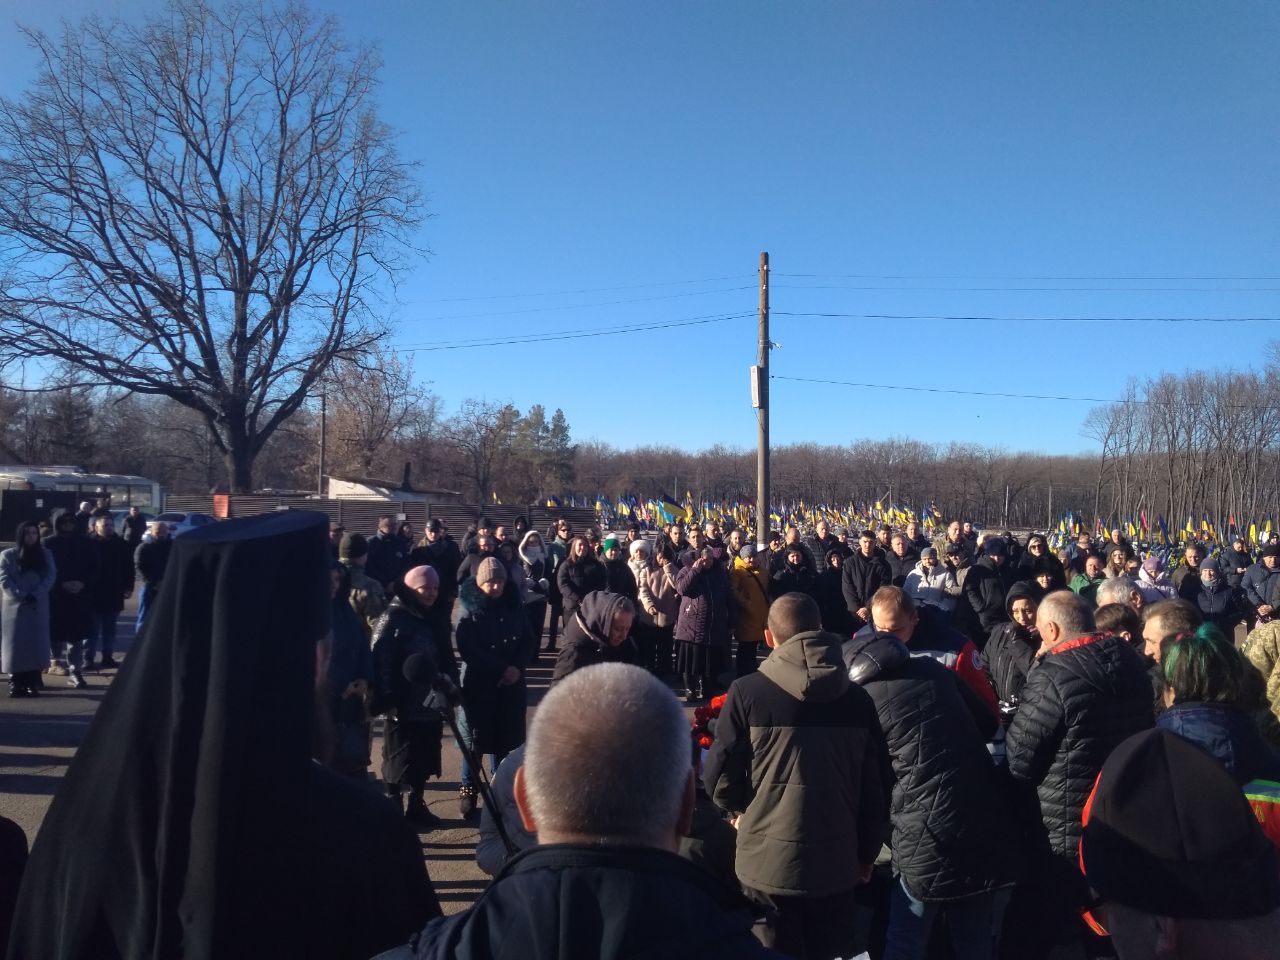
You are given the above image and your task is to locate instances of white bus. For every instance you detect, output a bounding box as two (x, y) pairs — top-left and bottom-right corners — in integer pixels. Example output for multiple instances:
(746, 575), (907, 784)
(0, 465), (162, 510)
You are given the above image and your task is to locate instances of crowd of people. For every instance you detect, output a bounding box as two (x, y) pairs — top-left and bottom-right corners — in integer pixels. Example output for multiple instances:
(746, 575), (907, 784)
(5, 508), (1280, 959)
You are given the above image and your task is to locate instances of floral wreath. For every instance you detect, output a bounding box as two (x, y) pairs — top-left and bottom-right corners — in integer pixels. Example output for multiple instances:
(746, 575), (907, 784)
(691, 694), (727, 750)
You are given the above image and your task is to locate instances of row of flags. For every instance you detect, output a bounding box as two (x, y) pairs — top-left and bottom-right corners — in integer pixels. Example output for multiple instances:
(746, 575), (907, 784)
(556, 492), (947, 534)
(1049, 510), (1275, 547)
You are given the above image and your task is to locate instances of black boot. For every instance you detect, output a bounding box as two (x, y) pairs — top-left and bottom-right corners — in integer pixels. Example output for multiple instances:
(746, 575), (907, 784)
(405, 789), (439, 827)
(8, 678), (26, 698)
(384, 784), (404, 813)
(458, 783), (478, 818)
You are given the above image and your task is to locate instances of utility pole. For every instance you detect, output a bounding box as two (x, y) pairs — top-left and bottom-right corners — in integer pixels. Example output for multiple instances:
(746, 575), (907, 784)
(317, 391), (327, 496)
(754, 252), (770, 546)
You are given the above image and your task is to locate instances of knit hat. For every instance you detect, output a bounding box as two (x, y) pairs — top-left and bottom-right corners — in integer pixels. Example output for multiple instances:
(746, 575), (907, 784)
(739, 544), (755, 559)
(1262, 545), (1280, 560)
(1081, 729), (1280, 920)
(629, 539), (650, 557)
(475, 557), (507, 587)
(920, 547), (937, 560)
(983, 537), (1007, 557)
(602, 537), (620, 553)
(339, 532), (368, 561)
(403, 565), (439, 590)
(1142, 556), (1163, 576)
(1200, 557), (1221, 576)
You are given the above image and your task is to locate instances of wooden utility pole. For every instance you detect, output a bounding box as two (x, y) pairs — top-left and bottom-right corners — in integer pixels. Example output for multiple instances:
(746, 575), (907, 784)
(755, 252), (770, 546)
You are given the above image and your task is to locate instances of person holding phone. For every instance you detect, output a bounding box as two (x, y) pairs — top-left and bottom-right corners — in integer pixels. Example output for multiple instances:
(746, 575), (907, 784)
(674, 545), (734, 703)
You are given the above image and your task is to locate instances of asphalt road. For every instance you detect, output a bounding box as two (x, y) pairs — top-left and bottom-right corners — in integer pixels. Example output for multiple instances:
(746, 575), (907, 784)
(0, 603), (568, 918)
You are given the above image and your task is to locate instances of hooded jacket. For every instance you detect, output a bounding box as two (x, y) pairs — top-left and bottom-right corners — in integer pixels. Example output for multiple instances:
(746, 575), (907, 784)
(1005, 632), (1155, 857)
(984, 581), (1041, 705)
(549, 591), (640, 686)
(702, 630), (889, 896)
(903, 560), (959, 613)
(962, 556), (1013, 635)
(842, 633), (1019, 901)
(1137, 564), (1177, 604)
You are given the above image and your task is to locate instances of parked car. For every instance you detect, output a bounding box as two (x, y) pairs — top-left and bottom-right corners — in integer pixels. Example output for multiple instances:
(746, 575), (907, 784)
(154, 512), (217, 537)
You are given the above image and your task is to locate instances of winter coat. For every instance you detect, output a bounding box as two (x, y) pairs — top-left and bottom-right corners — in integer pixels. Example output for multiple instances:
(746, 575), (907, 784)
(635, 559), (681, 628)
(841, 550), (892, 624)
(885, 550), (918, 587)
(983, 582), (1041, 706)
(88, 533), (135, 616)
(962, 557), (1013, 636)
(603, 557), (638, 602)
(1005, 632), (1155, 858)
(0, 546), (55, 674)
(1244, 621), (1280, 731)
(1172, 563), (1202, 602)
(550, 591), (641, 686)
(1223, 547), (1254, 589)
(1242, 562), (1280, 612)
(674, 558), (733, 647)
(378, 844), (783, 960)
(903, 561), (959, 613)
(134, 536), (172, 586)
(44, 521), (99, 642)
(769, 561), (816, 601)
(556, 554), (607, 621)
(455, 580), (534, 756)
(517, 533), (550, 600)
(370, 597), (458, 723)
(1194, 578), (1241, 636)
(805, 533), (844, 574)
(703, 630), (889, 896)
(729, 559), (770, 646)
(1136, 566), (1177, 605)
(410, 537), (463, 602)
(1157, 702), (1280, 786)
(1016, 551), (1067, 591)
(340, 561), (388, 640)
(816, 567), (857, 637)
(842, 633), (1019, 901)
(365, 531), (408, 589)
(1068, 572), (1105, 606)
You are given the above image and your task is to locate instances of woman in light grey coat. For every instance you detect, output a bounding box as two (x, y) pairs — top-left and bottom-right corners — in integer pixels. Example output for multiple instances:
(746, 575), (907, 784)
(2, 520), (57, 696)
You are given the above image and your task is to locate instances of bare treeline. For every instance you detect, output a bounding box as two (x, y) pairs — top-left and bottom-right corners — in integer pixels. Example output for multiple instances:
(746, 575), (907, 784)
(1084, 359), (1280, 531)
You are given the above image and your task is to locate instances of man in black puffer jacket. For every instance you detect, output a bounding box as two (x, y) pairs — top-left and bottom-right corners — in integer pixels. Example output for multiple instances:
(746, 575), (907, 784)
(842, 530), (892, 630)
(843, 588), (1020, 958)
(960, 537), (1013, 645)
(1004, 589), (1153, 955)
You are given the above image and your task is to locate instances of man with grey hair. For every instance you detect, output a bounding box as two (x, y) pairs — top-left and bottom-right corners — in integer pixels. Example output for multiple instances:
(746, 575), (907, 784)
(377, 663), (783, 960)
(1095, 574), (1144, 613)
(1002, 590), (1153, 955)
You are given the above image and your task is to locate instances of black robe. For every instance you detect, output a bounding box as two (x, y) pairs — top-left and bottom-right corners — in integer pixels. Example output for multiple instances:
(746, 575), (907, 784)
(7, 511), (439, 960)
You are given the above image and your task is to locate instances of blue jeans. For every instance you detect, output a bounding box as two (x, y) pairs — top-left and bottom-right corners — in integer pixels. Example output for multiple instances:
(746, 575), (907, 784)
(885, 877), (996, 960)
(85, 611), (118, 664)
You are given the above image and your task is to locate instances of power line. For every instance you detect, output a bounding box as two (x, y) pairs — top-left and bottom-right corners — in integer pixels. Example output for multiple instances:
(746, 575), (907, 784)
(772, 311), (1280, 323)
(410, 275), (755, 305)
(773, 272), (1280, 282)
(407, 285), (755, 322)
(771, 374), (1132, 404)
(773, 283), (1280, 293)
(399, 312), (753, 353)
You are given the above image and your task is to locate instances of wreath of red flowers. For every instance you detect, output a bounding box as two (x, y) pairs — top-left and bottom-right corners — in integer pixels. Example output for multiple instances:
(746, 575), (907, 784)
(690, 693), (728, 750)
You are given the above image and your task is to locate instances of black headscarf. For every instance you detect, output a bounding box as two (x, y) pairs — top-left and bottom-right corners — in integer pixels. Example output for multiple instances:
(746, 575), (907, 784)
(8, 511), (437, 960)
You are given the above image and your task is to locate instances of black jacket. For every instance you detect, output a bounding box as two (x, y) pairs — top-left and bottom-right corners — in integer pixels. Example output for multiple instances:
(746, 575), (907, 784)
(984, 581), (1041, 705)
(962, 557), (1012, 637)
(365, 532), (408, 589)
(769, 562), (816, 601)
(841, 550), (892, 625)
(550, 608), (640, 686)
(87, 534), (134, 615)
(556, 556), (607, 620)
(455, 580), (534, 756)
(409, 537), (463, 601)
(134, 537), (172, 587)
(370, 598), (458, 722)
(603, 557), (638, 601)
(1005, 632), (1154, 857)
(885, 550), (918, 587)
(843, 633), (1020, 901)
(377, 844), (785, 960)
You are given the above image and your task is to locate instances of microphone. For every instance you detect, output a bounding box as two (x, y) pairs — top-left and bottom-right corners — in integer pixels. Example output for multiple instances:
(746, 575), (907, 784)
(403, 652), (460, 710)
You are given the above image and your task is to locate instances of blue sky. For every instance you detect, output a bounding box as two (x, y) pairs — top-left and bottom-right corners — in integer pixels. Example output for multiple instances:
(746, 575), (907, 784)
(2, 1), (1277, 455)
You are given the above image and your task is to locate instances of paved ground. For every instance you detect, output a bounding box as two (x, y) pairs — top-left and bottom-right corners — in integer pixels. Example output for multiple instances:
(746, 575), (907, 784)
(0, 605), (570, 917)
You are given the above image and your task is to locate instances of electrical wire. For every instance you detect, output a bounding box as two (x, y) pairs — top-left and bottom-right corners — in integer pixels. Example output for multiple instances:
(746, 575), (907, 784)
(773, 272), (1280, 282)
(406, 285), (755, 323)
(772, 311), (1280, 323)
(773, 283), (1280, 293)
(770, 374), (1135, 404)
(410, 275), (755, 304)
(399, 312), (753, 352)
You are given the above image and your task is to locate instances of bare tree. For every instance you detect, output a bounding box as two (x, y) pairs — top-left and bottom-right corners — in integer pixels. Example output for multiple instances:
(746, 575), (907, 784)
(441, 399), (520, 505)
(322, 346), (433, 476)
(0, 1), (421, 491)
